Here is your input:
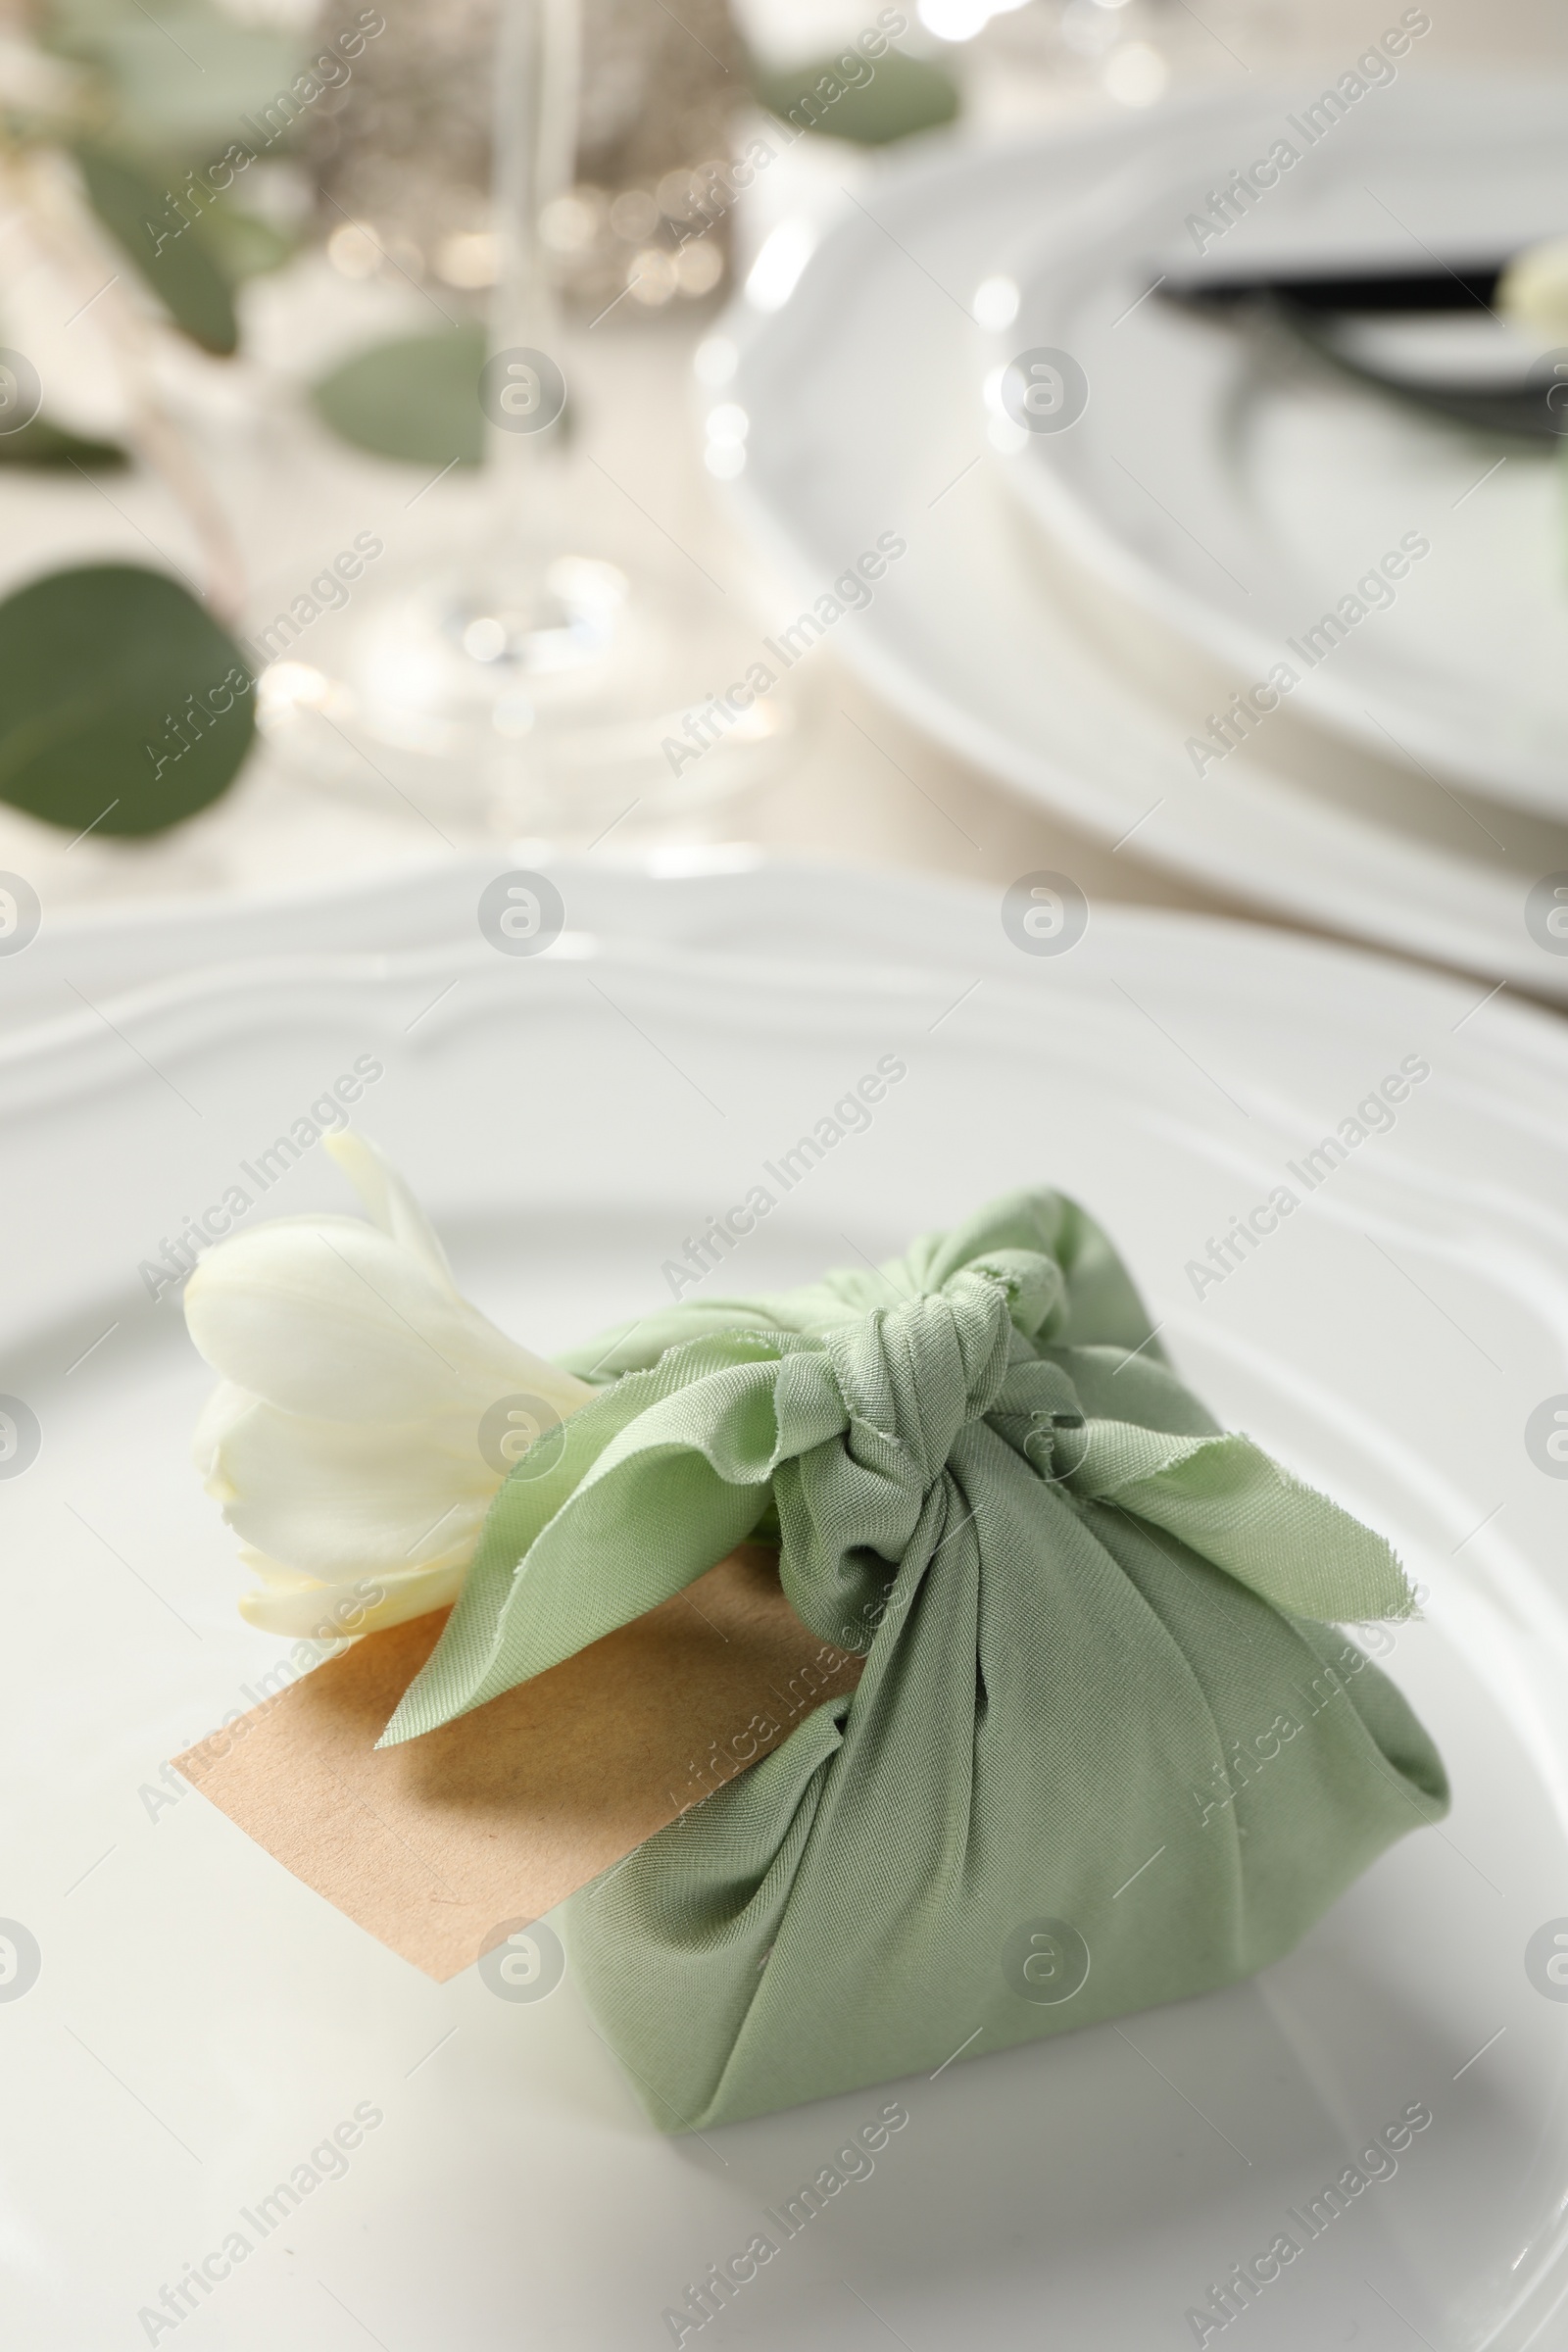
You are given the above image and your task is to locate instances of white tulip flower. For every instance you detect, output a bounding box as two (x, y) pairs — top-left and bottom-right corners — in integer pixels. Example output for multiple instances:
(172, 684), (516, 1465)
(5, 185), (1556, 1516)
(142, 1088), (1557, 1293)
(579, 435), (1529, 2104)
(185, 1132), (595, 1640)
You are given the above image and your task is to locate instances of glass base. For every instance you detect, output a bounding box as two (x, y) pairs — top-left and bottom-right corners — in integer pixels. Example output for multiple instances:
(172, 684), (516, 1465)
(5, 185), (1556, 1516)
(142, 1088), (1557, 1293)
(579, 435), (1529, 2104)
(255, 554), (802, 840)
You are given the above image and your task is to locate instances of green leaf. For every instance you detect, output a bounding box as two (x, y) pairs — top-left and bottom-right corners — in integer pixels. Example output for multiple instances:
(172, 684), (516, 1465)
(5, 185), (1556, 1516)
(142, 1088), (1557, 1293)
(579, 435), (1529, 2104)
(46, 0), (303, 152)
(196, 197), (296, 283)
(75, 145), (238, 355)
(312, 324), (488, 466)
(0, 564), (254, 835)
(0, 416), (126, 469)
(751, 48), (959, 145)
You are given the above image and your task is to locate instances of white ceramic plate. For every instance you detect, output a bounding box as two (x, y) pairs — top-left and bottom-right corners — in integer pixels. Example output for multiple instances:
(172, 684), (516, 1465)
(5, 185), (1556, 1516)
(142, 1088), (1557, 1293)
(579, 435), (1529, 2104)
(1001, 78), (1568, 814)
(5, 860), (1568, 2348)
(719, 102), (1568, 997)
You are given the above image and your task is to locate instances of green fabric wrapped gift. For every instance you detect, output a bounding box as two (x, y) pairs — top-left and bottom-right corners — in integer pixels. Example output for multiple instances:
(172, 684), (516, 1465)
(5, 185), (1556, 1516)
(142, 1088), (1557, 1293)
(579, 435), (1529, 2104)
(382, 1191), (1448, 2131)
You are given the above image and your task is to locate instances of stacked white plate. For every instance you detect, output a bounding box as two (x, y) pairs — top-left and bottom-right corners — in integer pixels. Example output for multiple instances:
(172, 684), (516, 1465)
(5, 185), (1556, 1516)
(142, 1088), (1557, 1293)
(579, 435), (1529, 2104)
(716, 76), (1568, 998)
(7, 858), (1568, 2347)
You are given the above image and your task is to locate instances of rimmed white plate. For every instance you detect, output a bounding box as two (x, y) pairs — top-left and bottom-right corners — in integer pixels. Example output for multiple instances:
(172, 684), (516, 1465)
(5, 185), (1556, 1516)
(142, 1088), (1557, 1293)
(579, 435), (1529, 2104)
(719, 104), (1568, 996)
(4, 860), (1568, 2347)
(1000, 78), (1568, 814)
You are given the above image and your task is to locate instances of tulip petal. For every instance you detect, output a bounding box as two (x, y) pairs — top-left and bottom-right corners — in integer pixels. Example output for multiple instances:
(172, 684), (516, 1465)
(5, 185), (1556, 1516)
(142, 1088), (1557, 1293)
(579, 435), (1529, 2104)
(211, 1397), (496, 1580)
(185, 1215), (583, 1423)
(238, 1558), (465, 1639)
(324, 1130), (456, 1290)
(191, 1378), (255, 1492)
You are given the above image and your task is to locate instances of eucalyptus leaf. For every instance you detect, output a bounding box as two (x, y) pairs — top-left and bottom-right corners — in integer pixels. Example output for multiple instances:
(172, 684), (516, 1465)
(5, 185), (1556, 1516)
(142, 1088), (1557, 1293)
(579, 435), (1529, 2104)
(752, 47), (959, 145)
(47, 1), (302, 151)
(0, 416), (125, 468)
(0, 564), (254, 835)
(76, 146), (237, 355)
(312, 324), (488, 466)
(196, 197), (296, 283)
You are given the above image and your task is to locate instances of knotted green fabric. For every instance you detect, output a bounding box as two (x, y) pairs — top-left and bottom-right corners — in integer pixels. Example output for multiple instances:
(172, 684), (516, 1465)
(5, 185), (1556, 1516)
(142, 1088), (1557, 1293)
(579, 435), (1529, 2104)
(382, 1193), (1447, 2131)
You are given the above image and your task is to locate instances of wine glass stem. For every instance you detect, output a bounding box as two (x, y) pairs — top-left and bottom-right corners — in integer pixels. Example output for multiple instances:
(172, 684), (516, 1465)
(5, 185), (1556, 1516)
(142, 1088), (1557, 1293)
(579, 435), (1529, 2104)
(488, 0), (580, 585)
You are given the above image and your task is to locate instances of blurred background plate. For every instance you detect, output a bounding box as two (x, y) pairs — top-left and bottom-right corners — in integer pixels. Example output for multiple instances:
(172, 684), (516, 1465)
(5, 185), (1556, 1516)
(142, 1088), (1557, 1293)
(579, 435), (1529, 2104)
(723, 99), (1568, 996)
(1000, 76), (1568, 815)
(5, 861), (1568, 2348)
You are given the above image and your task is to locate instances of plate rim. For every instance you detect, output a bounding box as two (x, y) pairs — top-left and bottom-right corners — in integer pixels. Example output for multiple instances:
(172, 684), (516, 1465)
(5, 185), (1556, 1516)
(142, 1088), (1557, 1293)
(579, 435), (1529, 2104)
(719, 90), (1568, 999)
(1000, 80), (1568, 813)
